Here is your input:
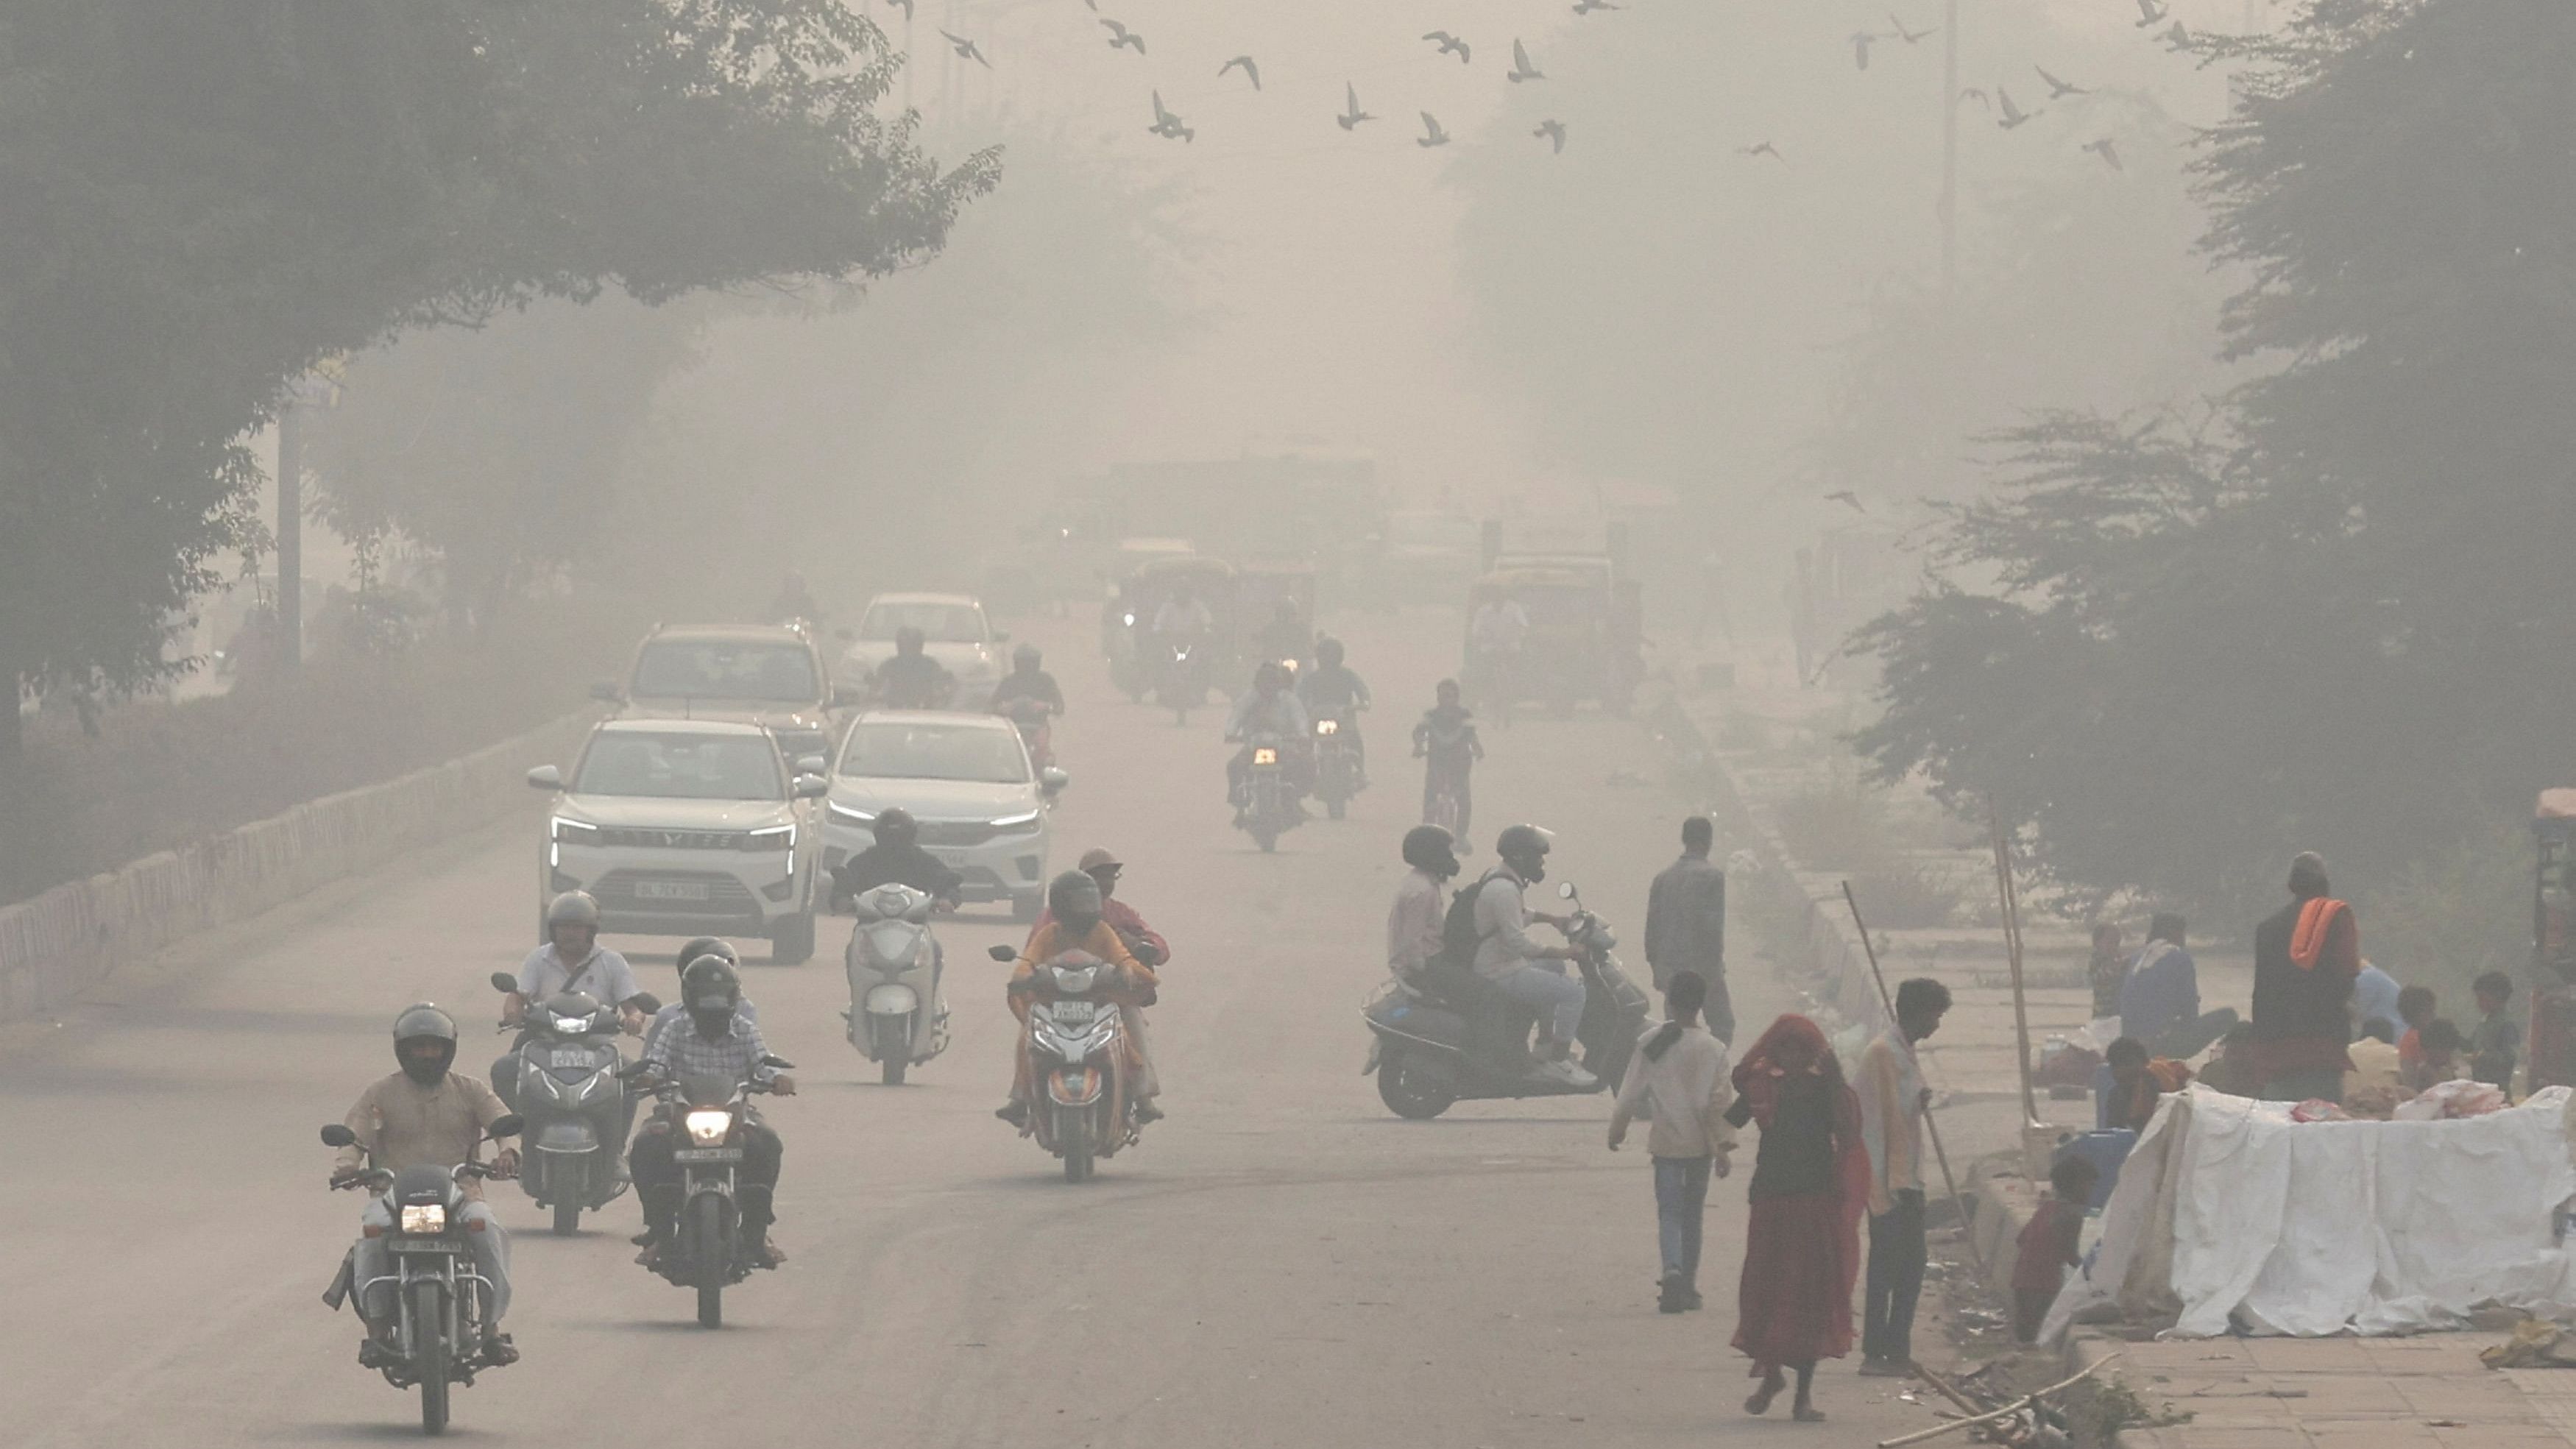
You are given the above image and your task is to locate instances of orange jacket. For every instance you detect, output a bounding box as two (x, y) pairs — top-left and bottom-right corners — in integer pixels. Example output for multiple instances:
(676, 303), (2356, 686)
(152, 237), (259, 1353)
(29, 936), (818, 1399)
(1007, 920), (1157, 1021)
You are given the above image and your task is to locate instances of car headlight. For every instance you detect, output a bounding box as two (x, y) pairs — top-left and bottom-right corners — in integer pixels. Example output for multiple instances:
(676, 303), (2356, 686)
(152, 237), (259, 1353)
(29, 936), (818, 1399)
(744, 823), (795, 853)
(828, 801), (875, 827)
(1316, 719), (1339, 736)
(400, 1204), (447, 1235)
(551, 815), (601, 845)
(991, 809), (1043, 832)
(1253, 747), (1278, 765)
(684, 1109), (734, 1147)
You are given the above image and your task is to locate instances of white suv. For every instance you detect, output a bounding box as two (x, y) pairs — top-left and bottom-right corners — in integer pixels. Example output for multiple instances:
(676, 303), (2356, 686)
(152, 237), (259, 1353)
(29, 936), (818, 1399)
(822, 711), (1067, 921)
(599, 623), (849, 769)
(529, 719), (829, 963)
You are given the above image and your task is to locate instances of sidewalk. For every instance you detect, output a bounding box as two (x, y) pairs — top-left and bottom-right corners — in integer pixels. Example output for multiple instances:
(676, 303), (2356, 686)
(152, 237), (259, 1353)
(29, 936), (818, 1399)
(2073, 1333), (2576, 1449)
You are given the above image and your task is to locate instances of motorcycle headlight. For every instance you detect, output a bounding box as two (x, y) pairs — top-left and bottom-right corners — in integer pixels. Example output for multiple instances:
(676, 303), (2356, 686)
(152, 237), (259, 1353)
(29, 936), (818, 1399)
(1316, 719), (1339, 736)
(400, 1204), (447, 1235)
(828, 801), (876, 827)
(1122, 612), (1136, 626)
(1253, 747), (1278, 766)
(684, 1109), (734, 1147)
(551, 1013), (590, 1034)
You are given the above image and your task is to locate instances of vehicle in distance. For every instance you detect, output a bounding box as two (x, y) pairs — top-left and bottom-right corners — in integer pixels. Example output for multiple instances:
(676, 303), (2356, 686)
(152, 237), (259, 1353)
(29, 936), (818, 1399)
(822, 711), (1067, 921)
(528, 719), (829, 963)
(835, 594), (1007, 706)
(595, 623), (847, 768)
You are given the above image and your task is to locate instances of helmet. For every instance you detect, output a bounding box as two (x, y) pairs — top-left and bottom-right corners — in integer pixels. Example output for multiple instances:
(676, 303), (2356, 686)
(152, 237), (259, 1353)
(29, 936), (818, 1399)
(392, 1003), (459, 1084)
(1254, 660), (1286, 692)
(545, 890), (601, 932)
(681, 958), (743, 1035)
(1402, 825), (1459, 879)
(1013, 642), (1041, 670)
(1047, 869), (1104, 937)
(1495, 823), (1554, 875)
(1315, 636), (1345, 667)
(875, 807), (919, 846)
(674, 937), (738, 980)
(896, 626), (926, 653)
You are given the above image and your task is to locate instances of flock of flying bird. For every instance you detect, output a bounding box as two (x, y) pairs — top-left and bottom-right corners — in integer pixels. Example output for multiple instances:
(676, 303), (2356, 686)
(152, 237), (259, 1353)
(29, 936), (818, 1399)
(912, 0), (1620, 155)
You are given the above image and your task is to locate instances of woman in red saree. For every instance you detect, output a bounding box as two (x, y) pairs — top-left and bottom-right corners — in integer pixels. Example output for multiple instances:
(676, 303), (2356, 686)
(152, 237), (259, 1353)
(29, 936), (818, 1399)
(1722, 1013), (1869, 1423)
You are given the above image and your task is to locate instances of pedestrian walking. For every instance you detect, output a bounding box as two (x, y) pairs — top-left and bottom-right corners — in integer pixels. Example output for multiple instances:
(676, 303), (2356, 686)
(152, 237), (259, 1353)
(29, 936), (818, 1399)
(1644, 816), (1733, 1042)
(1856, 976), (1951, 1375)
(1607, 971), (1737, 1314)
(1722, 1014), (1868, 1424)
(2249, 851), (2359, 1102)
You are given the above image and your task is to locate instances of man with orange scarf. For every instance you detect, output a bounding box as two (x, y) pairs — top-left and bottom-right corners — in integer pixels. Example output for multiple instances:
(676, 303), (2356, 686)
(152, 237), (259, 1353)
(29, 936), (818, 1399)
(2250, 851), (2360, 1103)
(996, 871), (1161, 1129)
(1722, 1014), (1870, 1424)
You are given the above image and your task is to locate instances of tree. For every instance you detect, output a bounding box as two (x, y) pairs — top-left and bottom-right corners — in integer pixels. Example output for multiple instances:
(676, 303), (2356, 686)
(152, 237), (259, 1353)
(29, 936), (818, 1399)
(0, 0), (992, 758)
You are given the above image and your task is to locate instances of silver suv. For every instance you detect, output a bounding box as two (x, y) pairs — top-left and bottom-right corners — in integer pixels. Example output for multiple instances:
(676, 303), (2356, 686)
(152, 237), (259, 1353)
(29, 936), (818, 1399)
(597, 623), (850, 768)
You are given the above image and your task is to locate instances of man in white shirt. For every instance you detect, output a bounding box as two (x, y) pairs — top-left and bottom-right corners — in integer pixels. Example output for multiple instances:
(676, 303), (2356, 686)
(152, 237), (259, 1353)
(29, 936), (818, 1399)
(1473, 825), (1593, 1087)
(492, 891), (646, 1110)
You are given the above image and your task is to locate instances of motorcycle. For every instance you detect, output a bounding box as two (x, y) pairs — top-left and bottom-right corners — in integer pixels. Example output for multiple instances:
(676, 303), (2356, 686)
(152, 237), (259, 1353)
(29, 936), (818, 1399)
(627, 1059), (793, 1328)
(999, 695), (1057, 772)
(1234, 731), (1304, 852)
(1361, 880), (1649, 1120)
(842, 882), (949, 1086)
(1156, 637), (1203, 726)
(486, 973), (644, 1235)
(1313, 712), (1360, 821)
(988, 944), (1144, 1182)
(319, 1113), (524, 1435)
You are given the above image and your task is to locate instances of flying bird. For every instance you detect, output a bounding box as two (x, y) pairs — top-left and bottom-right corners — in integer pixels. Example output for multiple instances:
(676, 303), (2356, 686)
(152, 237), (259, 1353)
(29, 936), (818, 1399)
(1533, 118), (1566, 154)
(1889, 13), (1936, 43)
(2163, 21), (2192, 50)
(938, 29), (988, 68)
(1148, 91), (1193, 143)
(2083, 137), (2123, 171)
(1337, 82), (1375, 131)
(2134, 0), (2167, 25)
(1572, 0), (1621, 12)
(1824, 490), (1866, 513)
(1423, 31), (1472, 64)
(1996, 86), (2037, 130)
(1958, 87), (1990, 109)
(1738, 141), (1784, 163)
(2035, 65), (2087, 99)
(1100, 18), (1144, 54)
(1507, 38), (1543, 82)
(1851, 31), (1879, 70)
(1418, 112), (1451, 148)
(1219, 54), (1260, 90)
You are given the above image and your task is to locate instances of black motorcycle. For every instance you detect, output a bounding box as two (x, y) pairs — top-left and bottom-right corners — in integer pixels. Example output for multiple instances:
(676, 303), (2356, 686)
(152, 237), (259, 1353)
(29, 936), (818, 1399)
(1362, 881), (1649, 1119)
(1313, 712), (1361, 820)
(320, 1113), (523, 1435)
(486, 973), (646, 1235)
(628, 1058), (792, 1328)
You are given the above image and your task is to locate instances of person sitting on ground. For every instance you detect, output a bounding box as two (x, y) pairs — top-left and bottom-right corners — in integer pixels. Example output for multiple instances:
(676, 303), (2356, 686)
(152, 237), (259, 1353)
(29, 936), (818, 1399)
(2407, 1018), (2466, 1092)
(2468, 971), (2522, 1094)
(2101, 1037), (2192, 1133)
(2120, 913), (2237, 1059)
(2013, 1157), (2098, 1344)
(2395, 984), (2438, 1075)
(2351, 958), (2403, 1045)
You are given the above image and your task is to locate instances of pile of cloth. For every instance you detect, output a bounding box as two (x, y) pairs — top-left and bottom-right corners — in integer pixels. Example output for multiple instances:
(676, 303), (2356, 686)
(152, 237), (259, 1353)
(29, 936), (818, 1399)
(2042, 1084), (2576, 1340)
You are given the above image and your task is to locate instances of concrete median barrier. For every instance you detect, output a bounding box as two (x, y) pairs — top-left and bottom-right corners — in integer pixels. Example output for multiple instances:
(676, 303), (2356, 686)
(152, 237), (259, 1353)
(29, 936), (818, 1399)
(0, 711), (595, 1024)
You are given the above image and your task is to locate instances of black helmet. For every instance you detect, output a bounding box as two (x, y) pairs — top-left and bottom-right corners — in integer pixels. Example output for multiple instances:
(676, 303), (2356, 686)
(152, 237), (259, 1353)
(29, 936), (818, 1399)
(681, 958), (742, 1035)
(1402, 825), (1459, 879)
(1047, 869), (1104, 938)
(1315, 636), (1345, 667)
(1253, 660), (1286, 692)
(896, 626), (926, 653)
(392, 1003), (459, 1085)
(876, 807), (919, 846)
(1496, 823), (1554, 881)
(1013, 642), (1041, 670)
(546, 890), (601, 933)
(674, 937), (739, 982)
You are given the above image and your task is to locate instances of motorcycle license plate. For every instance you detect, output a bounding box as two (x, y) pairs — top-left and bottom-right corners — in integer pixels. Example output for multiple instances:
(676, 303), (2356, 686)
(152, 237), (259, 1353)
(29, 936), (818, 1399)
(389, 1239), (456, 1254)
(673, 1147), (743, 1163)
(549, 1049), (595, 1069)
(635, 880), (711, 901)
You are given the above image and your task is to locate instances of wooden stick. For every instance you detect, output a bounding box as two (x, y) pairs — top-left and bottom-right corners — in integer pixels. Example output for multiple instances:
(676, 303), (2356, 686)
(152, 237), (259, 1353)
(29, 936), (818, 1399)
(1844, 879), (1988, 1278)
(1909, 1359), (1986, 1421)
(1987, 804), (2041, 1128)
(1873, 1354), (2119, 1448)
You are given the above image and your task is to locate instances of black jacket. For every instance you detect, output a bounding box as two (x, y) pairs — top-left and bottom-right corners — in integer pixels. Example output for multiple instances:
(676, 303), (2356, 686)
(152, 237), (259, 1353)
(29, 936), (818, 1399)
(835, 843), (962, 902)
(2250, 899), (2355, 1044)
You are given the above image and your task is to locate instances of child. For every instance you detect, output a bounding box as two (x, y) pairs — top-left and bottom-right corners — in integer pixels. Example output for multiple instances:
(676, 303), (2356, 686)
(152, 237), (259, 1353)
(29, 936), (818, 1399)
(2408, 1018), (2465, 1091)
(1411, 679), (1484, 846)
(2396, 985), (2438, 1074)
(2102, 1037), (2192, 1133)
(1607, 971), (1736, 1314)
(2014, 1156), (2099, 1342)
(2467, 971), (2522, 1094)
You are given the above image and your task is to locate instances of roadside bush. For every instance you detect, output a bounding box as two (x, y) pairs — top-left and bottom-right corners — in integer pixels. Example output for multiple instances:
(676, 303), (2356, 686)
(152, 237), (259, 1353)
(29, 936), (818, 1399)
(1773, 778), (1894, 871)
(1847, 860), (1966, 931)
(2360, 817), (2530, 1005)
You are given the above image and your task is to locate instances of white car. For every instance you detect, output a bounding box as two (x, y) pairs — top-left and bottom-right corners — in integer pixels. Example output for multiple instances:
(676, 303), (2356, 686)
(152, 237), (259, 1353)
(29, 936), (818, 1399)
(600, 622), (849, 768)
(821, 712), (1067, 921)
(836, 593), (1008, 706)
(529, 719), (829, 963)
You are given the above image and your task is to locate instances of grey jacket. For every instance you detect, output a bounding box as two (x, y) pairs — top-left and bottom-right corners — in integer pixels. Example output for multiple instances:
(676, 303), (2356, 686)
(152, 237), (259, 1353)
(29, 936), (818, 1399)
(1644, 853), (1725, 978)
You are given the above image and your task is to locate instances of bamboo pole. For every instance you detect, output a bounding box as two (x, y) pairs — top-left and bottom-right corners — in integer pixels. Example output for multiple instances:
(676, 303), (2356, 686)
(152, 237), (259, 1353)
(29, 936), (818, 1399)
(1874, 1354), (2120, 1448)
(1988, 804), (2042, 1129)
(1843, 880), (1987, 1279)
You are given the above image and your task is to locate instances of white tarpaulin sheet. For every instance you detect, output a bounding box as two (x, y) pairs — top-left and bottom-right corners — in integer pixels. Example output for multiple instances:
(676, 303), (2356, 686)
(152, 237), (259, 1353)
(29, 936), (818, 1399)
(2045, 1084), (2576, 1339)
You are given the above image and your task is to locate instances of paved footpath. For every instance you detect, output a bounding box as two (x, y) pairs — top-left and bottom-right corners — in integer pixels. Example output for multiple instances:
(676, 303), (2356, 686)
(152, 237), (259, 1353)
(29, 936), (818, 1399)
(2077, 1333), (2576, 1449)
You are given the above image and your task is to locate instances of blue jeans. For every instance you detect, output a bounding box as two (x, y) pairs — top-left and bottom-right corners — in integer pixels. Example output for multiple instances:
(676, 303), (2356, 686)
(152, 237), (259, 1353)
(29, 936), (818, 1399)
(1492, 963), (1586, 1046)
(1653, 1155), (1711, 1286)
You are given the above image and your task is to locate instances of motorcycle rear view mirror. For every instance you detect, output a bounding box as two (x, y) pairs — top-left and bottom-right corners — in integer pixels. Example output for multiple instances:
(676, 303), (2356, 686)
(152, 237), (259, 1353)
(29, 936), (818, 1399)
(1557, 882), (1578, 899)
(759, 1055), (796, 1071)
(320, 1124), (358, 1148)
(1040, 767), (1069, 794)
(629, 992), (662, 1015)
(486, 1115), (525, 1141)
(488, 971), (517, 993)
(988, 945), (1019, 963)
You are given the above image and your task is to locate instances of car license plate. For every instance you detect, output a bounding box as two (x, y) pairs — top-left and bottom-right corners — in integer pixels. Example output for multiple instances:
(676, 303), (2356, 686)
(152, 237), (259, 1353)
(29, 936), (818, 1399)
(635, 880), (712, 901)
(549, 1049), (595, 1069)
(389, 1239), (456, 1254)
(672, 1147), (743, 1163)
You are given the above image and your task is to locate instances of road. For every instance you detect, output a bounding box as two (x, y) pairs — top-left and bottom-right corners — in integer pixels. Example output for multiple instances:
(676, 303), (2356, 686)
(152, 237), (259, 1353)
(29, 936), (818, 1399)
(1, 605), (1936, 1445)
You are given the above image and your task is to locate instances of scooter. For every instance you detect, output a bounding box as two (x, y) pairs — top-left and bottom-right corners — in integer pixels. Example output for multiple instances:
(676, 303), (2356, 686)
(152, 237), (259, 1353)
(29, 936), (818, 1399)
(1157, 637), (1203, 726)
(1361, 880), (1649, 1119)
(628, 1060), (793, 1328)
(1313, 712), (1361, 820)
(1234, 731), (1304, 852)
(999, 695), (1058, 772)
(486, 973), (644, 1234)
(319, 1114), (523, 1435)
(842, 882), (949, 1086)
(990, 944), (1144, 1182)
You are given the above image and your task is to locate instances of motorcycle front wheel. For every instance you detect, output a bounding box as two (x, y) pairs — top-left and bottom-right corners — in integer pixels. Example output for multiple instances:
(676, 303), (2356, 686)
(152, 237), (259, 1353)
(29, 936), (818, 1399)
(411, 1279), (450, 1434)
(877, 1017), (910, 1086)
(686, 1195), (726, 1328)
(1377, 1052), (1457, 1120)
(551, 1199), (581, 1236)
(1061, 1114), (1094, 1183)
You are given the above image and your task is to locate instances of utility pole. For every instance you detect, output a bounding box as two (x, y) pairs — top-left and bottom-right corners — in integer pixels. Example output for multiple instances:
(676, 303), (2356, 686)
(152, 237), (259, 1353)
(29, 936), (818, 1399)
(1939, 0), (1960, 302)
(275, 400), (303, 676)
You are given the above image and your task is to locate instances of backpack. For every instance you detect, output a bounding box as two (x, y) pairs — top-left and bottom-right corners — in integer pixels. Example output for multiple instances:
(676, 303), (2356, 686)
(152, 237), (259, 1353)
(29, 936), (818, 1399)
(1432, 869), (1509, 973)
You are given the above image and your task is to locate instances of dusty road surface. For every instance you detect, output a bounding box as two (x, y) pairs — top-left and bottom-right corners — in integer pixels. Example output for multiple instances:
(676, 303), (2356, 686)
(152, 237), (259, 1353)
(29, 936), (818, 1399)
(2, 606), (1939, 1446)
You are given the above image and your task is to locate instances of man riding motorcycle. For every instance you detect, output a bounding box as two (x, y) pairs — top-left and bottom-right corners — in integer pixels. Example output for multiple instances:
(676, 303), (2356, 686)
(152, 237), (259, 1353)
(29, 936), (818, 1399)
(1253, 599), (1311, 669)
(998, 871), (1161, 1127)
(1474, 824), (1596, 1088)
(988, 642), (1065, 769)
(493, 891), (648, 1111)
(1224, 660), (1313, 821)
(1034, 848), (1170, 1105)
(629, 958), (795, 1268)
(1295, 635), (1372, 790)
(831, 807), (965, 910)
(1469, 595), (1531, 707)
(873, 626), (955, 709)
(1150, 587), (1214, 647)
(1413, 679), (1485, 845)
(333, 1005), (521, 1367)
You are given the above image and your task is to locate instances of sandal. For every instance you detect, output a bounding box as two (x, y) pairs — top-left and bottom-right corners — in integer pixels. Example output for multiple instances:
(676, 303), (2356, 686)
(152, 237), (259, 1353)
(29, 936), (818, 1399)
(1745, 1372), (1786, 1417)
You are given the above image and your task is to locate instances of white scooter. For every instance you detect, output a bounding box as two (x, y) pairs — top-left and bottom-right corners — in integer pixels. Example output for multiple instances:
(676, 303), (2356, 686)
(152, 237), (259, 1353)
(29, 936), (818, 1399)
(842, 882), (949, 1085)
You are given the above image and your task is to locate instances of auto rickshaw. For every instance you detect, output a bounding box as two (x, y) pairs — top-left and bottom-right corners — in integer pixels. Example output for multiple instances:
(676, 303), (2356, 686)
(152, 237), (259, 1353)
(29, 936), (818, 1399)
(1105, 553), (1235, 701)
(1463, 561), (1637, 718)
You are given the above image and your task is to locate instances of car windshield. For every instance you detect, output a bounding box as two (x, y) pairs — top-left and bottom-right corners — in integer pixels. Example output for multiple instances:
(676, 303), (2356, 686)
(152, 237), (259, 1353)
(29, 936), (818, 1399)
(631, 640), (817, 703)
(837, 721), (1028, 784)
(575, 733), (784, 801)
(858, 602), (986, 644)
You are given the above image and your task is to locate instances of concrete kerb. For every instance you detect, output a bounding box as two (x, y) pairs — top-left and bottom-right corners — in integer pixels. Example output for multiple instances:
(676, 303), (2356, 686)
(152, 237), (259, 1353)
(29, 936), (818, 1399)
(0, 709), (597, 1025)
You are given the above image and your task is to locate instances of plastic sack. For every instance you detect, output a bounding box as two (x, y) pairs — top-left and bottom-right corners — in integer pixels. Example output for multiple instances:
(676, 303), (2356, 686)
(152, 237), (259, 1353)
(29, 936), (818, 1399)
(2392, 1077), (2508, 1121)
(2290, 1098), (2349, 1122)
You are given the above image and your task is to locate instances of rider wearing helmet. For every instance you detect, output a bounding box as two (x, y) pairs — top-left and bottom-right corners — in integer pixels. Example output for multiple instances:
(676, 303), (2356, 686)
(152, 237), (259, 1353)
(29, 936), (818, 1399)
(873, 625), (955, 709)
(640, 938), (757, 1060)
(1413, 679), (1484, 845)
(494, 892), (648, 1110)
(631, 958), (796, 1268)
(333, 1005), (520, 1364)
(1473, 825), (1596, 1088)
(988, 642), (1065, 716)
(997, 870), (1161, 1127)
(1253, 599), (1312, 669)
(1295, 635), (1373, 790)
(1223, 660), (1314, 818)
(1389, 826), (1462, 985)
(832, 807), (964, 909)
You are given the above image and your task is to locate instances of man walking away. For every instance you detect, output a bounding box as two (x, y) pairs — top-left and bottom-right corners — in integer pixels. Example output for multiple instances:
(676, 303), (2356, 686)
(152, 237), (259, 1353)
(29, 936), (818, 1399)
(1857, 976), (1950, 1375)
(2249, 851), (2359, 1103)
(1645, 816), (1733, 1043)
(1607, 971), (1736, 1314)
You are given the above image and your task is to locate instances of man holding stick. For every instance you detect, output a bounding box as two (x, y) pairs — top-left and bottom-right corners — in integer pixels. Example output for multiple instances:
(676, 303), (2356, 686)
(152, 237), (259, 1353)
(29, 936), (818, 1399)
(1856, 976), (1951, 1375)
